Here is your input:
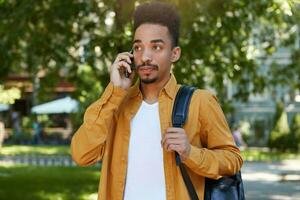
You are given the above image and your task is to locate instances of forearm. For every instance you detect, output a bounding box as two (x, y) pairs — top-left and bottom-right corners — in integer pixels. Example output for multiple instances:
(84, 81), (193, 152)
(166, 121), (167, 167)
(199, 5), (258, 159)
(184, 90), (244, 178)
(71, 83), (127, 166)
(183, 144), (243, 179)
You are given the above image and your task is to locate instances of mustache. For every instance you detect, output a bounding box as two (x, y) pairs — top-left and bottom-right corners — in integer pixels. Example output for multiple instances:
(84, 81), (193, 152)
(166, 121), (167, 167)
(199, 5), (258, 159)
(136, 63), (159, 70)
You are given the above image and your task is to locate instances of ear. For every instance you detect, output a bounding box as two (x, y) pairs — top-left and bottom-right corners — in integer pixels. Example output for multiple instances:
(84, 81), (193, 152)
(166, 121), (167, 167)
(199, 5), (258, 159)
(171, 47), (181, 63)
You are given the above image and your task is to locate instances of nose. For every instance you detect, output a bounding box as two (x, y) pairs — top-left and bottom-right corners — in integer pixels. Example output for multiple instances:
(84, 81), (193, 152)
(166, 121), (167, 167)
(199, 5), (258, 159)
(141, 48), (153, 63)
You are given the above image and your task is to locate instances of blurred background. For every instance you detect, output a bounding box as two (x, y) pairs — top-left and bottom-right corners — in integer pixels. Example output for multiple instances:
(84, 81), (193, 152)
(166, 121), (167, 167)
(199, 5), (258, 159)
(0, 0), (300, 199)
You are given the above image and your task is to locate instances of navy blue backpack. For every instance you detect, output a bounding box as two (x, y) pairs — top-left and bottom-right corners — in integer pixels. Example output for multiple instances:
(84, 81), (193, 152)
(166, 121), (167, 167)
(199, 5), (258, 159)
(172, 85), (245, 200)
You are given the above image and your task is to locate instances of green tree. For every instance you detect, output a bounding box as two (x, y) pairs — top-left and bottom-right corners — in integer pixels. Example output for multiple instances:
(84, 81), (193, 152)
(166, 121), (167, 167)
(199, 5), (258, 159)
(0, 0), (299, 114)
(290, 114), (300, 151)
(268, 102), (291, 151)
(0, 85), (21, 104)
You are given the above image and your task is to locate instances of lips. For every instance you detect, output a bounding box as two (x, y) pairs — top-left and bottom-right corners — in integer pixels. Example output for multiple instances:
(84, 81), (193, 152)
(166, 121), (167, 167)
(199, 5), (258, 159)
(138, 66), (157, 74)
(139, 66), (156, 70)
(137, 64), (158, 71)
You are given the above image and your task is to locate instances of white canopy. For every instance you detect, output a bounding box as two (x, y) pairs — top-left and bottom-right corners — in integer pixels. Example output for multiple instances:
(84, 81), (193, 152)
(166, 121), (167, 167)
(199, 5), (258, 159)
(31, 96), (79, 114)
(0, 104), (9, 112)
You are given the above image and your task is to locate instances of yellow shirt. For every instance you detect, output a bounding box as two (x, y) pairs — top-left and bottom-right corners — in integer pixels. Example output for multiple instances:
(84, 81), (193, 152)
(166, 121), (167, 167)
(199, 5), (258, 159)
(71, 74), (243, 200)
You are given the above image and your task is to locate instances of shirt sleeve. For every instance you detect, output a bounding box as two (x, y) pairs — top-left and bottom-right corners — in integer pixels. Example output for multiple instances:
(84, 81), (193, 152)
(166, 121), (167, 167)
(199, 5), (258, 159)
(71, 83), (127, 166)
(183, 90), (243, 179)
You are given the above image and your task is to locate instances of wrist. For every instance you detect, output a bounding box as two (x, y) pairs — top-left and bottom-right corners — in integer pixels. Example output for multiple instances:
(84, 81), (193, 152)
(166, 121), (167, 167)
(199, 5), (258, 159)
(180, 144), (191, 161)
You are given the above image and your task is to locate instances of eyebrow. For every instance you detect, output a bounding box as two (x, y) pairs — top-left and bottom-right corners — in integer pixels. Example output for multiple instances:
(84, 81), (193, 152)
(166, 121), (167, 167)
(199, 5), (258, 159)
(133, 39), (165, 44)
(133, 39), (141, 44)
(150, 39), (165, 44)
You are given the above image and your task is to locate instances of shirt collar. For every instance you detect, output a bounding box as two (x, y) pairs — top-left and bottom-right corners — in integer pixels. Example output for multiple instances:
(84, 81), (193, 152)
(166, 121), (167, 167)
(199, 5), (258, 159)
(129, 74), (178, 100)
(162, 74), (177, 100)
(129, 79), (141, 98)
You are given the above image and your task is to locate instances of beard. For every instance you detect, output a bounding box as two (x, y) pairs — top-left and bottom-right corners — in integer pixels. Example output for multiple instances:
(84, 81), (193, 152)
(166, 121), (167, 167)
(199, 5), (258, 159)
(140, 76), (158, 84)
(137, 63), (159, 84)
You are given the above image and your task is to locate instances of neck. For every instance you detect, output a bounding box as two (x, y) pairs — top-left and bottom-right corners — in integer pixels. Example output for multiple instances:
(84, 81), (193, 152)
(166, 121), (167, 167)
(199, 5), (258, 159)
(140, 75), (171, 104)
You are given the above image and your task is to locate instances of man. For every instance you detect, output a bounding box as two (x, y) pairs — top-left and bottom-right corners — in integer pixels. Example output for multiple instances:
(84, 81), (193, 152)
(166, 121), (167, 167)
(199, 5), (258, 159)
(71, 2), (243, 200)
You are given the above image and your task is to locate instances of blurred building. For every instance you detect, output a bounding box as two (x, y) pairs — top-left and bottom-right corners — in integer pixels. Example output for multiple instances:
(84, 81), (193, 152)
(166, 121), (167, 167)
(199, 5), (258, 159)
(3, 74), (76, 117)
(0, 74), (76, 144)
(228, 47), (300, 146)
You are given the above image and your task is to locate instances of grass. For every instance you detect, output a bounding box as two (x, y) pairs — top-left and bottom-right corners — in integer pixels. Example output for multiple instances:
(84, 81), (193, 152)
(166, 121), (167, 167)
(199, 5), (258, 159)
(0, 145), (70, 156)
(1, 144), (300, 162)
(0, 165), (100, 200)
(241, 147), (300, 162)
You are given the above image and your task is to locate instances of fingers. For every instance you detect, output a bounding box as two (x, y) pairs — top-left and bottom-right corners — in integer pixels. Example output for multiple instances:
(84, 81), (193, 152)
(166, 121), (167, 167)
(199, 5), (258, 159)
(115, 52), (133, 65)
(110, 51), (134, 89)
(166, 127), (184, 133)
(162, 133), (181, 144)
(117, 61), (132, 74)
(163, 138), (182, 151)
(128, 68), (136, 79)
(161, 127), (191, 158)
(162, 128), (185, 144)
(162, 129), (186, 148)
(166, 143), (182, 152)
(111, 52), (134, 76)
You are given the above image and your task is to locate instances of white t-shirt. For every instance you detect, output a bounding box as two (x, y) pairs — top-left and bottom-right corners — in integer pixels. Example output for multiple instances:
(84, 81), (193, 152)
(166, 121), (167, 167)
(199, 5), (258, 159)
(123, 101), (166, 200)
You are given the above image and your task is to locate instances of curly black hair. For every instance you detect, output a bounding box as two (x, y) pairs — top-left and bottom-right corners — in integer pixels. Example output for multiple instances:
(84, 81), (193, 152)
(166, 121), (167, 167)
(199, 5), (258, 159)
(133, 2), (180, 47)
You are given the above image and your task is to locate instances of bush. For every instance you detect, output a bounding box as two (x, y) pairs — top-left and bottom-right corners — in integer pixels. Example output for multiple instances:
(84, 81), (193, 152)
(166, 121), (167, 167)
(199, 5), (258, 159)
(9, 130), (33, 144)
(239, 120), (251, 144)
(268, 102), (292, 152)
(253, 119), (265, 146)
(21, 116), (33, 129)
(290, 114), (300, 152)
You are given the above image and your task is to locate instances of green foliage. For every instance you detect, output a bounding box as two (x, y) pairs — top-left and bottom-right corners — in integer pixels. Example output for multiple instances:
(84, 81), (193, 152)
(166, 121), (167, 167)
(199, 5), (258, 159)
(239, 120), (251, 143)
(1, 145), (70, 156)
(172, 0), (299, 106)
(21, 116), (33, 129)
(268, 49), (300, 93)
(273, 101), (285, 123)
(241, 147), (300, 162)
(253, 119), (265, 145)
(268, 102), (293, 152)
(274, 111), (290, 134)
(290, 114), (300, 151)
(0, 85), (21, 104)
(0, 0), (299, 115)
(10, 130), (33, 144)
(71, 64), (105, 129)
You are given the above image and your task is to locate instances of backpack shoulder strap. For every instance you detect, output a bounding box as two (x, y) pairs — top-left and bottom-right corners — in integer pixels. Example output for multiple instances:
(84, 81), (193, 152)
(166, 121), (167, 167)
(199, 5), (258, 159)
(172, 85), (196, 128)
(172, 85), (198, 200)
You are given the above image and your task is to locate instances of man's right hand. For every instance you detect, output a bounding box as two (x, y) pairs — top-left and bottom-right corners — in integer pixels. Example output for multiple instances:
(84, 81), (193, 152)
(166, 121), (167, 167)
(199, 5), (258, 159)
(110, 52), (134, 90)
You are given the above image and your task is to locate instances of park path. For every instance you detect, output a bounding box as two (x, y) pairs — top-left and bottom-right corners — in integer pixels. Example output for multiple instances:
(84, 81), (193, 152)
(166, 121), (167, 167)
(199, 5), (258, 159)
(243, 160), (300, 200)
(0, 155), (76, 167)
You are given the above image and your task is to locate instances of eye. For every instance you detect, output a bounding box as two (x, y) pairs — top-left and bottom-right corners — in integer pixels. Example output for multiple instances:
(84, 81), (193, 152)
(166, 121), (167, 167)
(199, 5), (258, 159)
(153, 45), (162, 50)
(133, 45), (142, 52)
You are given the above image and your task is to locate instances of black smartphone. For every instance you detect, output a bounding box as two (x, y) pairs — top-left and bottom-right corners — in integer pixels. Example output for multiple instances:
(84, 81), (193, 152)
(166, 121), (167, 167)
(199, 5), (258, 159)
(125, 49), (134, 78)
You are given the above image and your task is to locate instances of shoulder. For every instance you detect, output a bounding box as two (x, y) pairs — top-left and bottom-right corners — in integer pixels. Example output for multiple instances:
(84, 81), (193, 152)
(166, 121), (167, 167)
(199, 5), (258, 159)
(192, 89), (218, 103)
(190, 89), (223, 115)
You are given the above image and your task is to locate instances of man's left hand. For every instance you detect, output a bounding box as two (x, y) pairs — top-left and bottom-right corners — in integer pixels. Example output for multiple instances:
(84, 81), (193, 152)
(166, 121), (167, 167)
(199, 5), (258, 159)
(162, 127), (191, 161)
